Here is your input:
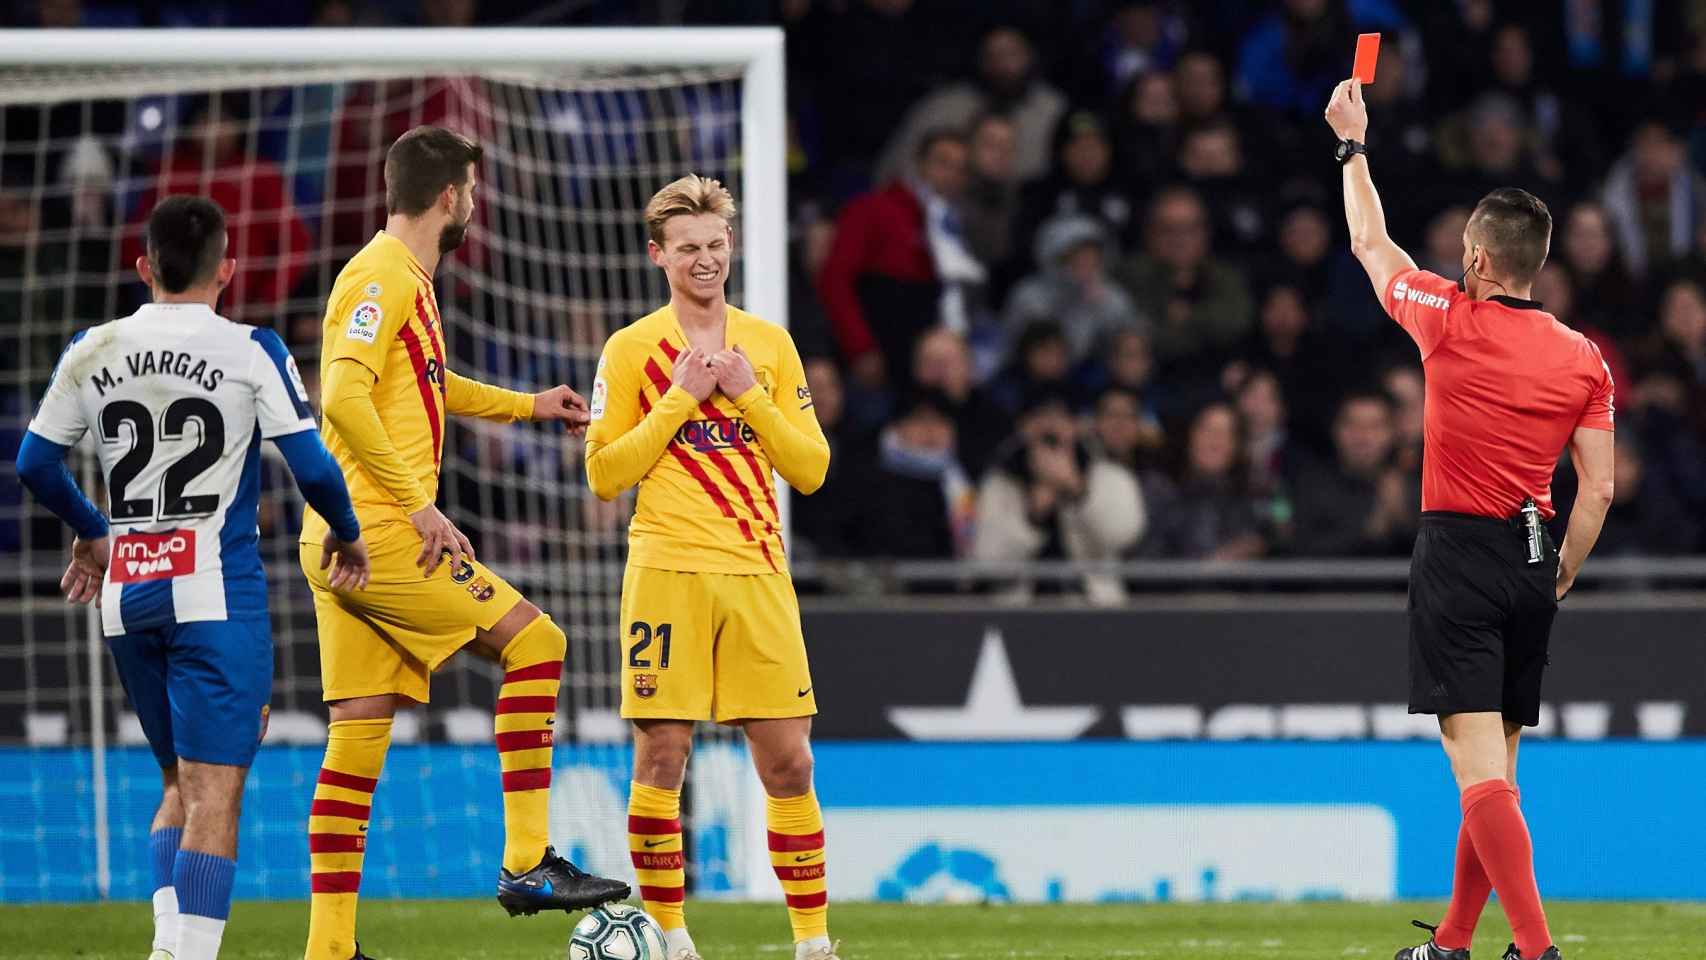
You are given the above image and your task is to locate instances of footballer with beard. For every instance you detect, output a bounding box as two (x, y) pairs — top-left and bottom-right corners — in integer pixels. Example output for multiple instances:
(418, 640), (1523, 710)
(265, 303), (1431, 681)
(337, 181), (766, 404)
(298, 125), (628, 960)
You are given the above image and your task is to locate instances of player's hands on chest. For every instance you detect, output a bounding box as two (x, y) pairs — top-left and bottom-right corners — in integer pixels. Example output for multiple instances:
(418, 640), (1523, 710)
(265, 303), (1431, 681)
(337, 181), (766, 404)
(707, 344), (758, 398)
(671, 341), (766, 404)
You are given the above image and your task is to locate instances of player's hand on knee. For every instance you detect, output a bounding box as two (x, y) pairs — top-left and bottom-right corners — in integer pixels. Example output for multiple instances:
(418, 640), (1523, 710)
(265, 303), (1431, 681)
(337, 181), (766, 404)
(411, 504), (475, 575)
(321, 529), (372, 591)
(673, 346), (717, 402)
(709, 344), (757, 397)
(532, 384), (591, 436)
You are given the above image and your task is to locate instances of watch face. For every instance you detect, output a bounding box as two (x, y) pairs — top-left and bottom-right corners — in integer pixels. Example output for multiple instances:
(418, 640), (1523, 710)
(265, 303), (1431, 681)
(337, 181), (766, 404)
(1335, 141), (1350, 161)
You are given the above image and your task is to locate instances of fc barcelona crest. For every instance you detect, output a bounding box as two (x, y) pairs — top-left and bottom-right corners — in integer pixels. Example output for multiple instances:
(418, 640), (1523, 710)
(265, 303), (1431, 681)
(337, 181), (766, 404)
(633, 673), (658, 699)
(441, 550), (476, 584)
(467, 576), (495, 602)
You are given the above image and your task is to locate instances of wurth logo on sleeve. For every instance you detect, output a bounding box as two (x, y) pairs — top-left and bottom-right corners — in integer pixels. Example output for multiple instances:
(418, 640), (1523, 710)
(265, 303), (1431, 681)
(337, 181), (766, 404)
(109, 530), (196, 583)
(1392, 280), (1451, 311)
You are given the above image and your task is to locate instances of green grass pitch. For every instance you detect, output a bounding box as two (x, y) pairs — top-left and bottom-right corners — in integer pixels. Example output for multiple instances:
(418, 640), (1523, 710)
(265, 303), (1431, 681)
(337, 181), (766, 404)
(6, 899), (1703, 958)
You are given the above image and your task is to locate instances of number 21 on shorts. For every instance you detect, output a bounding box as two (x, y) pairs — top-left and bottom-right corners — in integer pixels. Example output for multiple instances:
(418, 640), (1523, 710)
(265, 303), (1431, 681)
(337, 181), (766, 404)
(627, 621), (673, 669)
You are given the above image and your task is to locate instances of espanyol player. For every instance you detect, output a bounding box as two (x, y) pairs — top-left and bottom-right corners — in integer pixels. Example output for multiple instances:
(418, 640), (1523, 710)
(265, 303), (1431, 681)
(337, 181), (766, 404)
(15, 196), (369, 960)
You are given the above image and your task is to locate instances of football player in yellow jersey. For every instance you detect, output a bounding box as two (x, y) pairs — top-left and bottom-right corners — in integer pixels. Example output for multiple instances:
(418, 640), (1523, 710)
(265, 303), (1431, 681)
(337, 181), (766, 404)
(298, 127), (628, 960)
(585, 176), (836, 960)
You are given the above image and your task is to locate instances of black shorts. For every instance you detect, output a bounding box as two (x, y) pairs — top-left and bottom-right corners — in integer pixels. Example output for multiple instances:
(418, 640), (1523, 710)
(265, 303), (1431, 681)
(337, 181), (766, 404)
(1407, 511), (1559, 726)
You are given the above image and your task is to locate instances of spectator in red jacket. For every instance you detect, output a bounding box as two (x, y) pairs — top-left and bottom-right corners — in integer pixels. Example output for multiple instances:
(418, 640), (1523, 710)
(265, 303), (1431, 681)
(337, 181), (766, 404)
(125, 92), (311, 325)
(817, 128), (974, 388)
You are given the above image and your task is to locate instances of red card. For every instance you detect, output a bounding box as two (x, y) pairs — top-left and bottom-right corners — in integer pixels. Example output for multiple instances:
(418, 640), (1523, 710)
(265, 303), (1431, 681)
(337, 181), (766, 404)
(1353, 33), (1381, 84)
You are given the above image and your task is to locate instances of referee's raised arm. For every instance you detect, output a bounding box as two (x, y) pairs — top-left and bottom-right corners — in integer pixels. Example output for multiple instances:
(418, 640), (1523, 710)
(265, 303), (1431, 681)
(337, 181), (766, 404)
(1325, 78), (1417, 299)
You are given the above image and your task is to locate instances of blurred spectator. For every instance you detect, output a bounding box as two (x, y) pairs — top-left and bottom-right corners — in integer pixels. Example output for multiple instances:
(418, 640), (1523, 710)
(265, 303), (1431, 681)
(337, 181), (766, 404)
(1380, 362), (1424, 475)
(1257, 197), (1335, 303)
(790, 357), (862, 559)
(1235, 0), (1404, 116)
(1137, 401), (1266, 560)
(1632, 278), (1706, 428)
(1534, 261), (1633, 392)
(1003, 213), (1146, 364)
(1111, 69), (1181, 188)
(1602, 119), (1706, 279)
(973, 390), (1145, 604)
(989, 319), (1072, 415)
(1231, 283), (1341, 456)
(419, 0), (476, 27)
(124, 91), (311, 324)
(0, 164), (82, 389)
(1096, 0), (1186, 96)
(1487, 21), (1603, 193)
(1590, 430), (1701, 556)
(818, 129), (977, 388)
(1442, 93), (1551, 205)
(1558, 201), (1641, 338)
(1117, 185), (1253, 370)
(1415, 0), (1496, 110)
(325, 78), (468, 255)
(960, 113), (1023, 276)
(1017, 110), (1139, 257)
(791, 0), (941, 179)
(850, 387), (974, 558)
(911, 326), (1006, 480)
(1175, 48), (1228, 123)
(1291, 390), (1417, 556)
(877, 25), (1067, 183)
(1176, 116), (1267, 253)
(1235, 368), (1292, 499)
(1084, 326), (1158, 400)
(1419, 205), (1472, 278)
(1090, 383), (1164, 475)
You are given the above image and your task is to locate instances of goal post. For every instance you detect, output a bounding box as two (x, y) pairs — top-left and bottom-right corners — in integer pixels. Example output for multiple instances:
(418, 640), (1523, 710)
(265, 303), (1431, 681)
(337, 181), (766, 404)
(0, 26), (789, 327)
(0, 27), (787, 904)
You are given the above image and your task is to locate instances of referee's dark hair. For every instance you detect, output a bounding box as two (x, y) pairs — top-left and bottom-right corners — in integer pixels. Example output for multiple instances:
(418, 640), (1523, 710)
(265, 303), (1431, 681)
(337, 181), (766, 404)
(145, 195), (228, 293)
(386, 125), (482, 217)
(1468, 187), (1552, 285)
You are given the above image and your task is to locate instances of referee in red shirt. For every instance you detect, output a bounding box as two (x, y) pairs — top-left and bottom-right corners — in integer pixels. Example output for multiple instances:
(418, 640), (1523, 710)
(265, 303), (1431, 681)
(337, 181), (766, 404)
(1327, 79), (1615, 960)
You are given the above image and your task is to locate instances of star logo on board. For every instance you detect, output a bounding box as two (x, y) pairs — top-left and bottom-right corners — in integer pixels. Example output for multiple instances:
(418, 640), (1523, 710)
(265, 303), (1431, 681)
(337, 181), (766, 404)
(887, 627), (1099, 740)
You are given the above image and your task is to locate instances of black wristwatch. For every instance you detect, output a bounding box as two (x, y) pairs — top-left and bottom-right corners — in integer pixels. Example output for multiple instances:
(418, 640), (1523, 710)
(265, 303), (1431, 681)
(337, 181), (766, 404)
(1335, 138), (1367, 164)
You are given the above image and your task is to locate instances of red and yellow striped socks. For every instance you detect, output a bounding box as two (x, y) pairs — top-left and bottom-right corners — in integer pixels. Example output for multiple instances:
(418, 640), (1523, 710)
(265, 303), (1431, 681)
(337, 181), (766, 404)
(305, 717), (390, 960)
(496, 615), (566, 875)
(767, 790), (829, 943)
(628, 782), (687, 931)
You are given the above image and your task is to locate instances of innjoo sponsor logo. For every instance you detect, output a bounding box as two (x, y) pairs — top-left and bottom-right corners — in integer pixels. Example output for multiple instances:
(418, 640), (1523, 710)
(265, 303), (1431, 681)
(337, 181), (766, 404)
(110, 530), (196, 583)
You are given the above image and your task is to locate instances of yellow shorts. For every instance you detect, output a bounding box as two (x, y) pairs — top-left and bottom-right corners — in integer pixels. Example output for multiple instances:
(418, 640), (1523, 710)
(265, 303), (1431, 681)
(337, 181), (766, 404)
(300, 527), (525, 704)
(618, 565), (815, 723)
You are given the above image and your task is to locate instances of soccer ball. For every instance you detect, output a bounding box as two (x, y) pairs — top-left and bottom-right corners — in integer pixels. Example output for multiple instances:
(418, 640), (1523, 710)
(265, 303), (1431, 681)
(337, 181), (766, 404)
(567, 904), (667, 960)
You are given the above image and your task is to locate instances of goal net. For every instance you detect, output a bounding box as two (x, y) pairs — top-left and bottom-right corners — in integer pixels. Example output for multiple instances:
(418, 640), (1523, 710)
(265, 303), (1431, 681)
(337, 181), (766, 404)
(0, 28), (786, 905)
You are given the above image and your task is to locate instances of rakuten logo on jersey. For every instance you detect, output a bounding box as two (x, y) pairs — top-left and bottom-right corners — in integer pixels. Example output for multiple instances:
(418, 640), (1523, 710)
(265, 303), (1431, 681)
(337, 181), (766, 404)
(110, 530), (196, 583)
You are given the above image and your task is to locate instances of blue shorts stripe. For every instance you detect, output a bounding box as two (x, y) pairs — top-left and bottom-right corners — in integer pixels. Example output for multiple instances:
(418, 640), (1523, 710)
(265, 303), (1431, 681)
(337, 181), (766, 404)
(118, 579), (176, 633)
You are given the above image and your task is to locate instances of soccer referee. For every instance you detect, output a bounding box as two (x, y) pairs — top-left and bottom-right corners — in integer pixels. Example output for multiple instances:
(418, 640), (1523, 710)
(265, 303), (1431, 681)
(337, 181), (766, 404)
(1326, 79), (1615, 960)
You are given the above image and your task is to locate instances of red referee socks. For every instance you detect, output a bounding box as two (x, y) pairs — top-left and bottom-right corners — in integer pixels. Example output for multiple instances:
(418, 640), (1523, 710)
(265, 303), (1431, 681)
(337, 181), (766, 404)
(1460, 779), (1551, 958)
(1436, 784), (1522, 950)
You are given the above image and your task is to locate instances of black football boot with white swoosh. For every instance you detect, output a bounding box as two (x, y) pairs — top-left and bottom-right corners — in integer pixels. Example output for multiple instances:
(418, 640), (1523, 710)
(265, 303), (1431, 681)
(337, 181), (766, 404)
(496, 845), (630, 916)
(1502, 944), (1562, 960)
(1396, 921), (1471, 960)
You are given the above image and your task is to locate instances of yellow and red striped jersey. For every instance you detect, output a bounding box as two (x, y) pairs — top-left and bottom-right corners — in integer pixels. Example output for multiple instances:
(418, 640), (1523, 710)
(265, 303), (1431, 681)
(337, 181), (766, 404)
(301, 231), (454, 541)
(585, 304), (829, 575)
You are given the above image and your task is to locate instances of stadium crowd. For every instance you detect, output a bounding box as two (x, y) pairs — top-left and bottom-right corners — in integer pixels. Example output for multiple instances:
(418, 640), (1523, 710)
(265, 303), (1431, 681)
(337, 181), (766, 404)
(3, 0), (1706, 583)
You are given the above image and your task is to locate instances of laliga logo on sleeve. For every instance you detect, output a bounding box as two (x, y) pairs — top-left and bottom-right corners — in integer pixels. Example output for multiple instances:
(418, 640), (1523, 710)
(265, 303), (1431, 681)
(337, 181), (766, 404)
(110, 530), (197, 583)
(346, 300), (383, 344)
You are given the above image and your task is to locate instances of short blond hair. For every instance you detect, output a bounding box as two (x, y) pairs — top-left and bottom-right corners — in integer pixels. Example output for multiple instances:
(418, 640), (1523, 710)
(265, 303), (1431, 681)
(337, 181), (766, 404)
(644, 174), (736, 245)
